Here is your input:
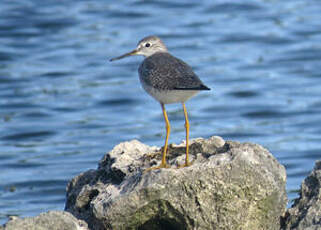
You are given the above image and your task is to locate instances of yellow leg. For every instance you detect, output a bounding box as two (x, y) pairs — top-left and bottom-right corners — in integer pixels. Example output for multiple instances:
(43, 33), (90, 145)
(160, 103), (170, 167)
(182, 103), (192, 167)
(145, 103), (170, 171)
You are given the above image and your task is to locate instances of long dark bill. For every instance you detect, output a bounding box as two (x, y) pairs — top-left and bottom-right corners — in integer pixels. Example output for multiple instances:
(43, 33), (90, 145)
(109, 50), (137, 62)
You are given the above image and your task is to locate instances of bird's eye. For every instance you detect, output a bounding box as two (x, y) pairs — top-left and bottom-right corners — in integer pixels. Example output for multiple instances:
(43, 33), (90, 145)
(145, 43), (151, 47)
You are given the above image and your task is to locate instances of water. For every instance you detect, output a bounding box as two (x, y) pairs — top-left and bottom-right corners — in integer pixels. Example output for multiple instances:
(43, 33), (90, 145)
(1, 0), (321, 223)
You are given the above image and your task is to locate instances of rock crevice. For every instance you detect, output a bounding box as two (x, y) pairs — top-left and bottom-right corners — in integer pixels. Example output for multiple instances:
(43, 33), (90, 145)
(281, 160), (321, 230)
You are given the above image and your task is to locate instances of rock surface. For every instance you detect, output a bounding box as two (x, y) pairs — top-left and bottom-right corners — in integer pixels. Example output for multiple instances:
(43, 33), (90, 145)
(65, 136), (287, 230)
(2, 211), (88, 230)
(281, 160), (321, 230)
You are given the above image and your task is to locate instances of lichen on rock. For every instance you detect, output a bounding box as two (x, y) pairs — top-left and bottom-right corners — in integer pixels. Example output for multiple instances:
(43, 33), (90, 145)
(65, 136), (287, 230)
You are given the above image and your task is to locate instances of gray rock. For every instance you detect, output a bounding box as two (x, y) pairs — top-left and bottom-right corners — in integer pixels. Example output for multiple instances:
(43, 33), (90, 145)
(65, 136), (287, 230)
(281, 160), (321, 230)
(2, 211), (88, 230)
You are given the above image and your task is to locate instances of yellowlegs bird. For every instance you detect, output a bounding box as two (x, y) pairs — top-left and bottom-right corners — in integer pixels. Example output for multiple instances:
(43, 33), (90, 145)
(110, 35), (210, 169)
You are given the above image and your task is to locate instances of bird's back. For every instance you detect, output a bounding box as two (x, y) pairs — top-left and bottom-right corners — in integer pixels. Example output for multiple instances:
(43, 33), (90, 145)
(139, 52), (209, 91)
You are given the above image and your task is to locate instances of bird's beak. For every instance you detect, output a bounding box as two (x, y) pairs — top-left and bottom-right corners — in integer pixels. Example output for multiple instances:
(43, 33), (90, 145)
(109, 49), (138, 62)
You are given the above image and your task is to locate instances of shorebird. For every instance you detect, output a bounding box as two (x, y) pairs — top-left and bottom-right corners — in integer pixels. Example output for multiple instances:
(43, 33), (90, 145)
(110, 35), (210, 170)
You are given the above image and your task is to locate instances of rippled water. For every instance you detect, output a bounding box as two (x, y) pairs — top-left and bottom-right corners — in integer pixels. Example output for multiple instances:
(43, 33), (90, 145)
(1, 0), (321, 223)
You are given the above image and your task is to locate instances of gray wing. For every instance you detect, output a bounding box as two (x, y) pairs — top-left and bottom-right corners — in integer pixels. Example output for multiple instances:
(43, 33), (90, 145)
(139, 53), (210, 91)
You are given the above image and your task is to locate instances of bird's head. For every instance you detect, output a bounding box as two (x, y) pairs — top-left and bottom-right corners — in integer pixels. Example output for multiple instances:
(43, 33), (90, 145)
(110, 35), (168, 61)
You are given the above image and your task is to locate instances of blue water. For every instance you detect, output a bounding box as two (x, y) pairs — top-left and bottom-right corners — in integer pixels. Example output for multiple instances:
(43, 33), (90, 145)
(1, 0), (321, 223)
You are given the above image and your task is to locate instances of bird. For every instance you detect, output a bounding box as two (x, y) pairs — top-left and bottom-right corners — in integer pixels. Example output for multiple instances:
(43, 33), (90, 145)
(110, 35), (210, 170)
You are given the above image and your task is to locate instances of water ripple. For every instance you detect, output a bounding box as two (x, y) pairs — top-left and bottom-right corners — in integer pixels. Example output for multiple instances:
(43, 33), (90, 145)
(1, 131), (56, 141)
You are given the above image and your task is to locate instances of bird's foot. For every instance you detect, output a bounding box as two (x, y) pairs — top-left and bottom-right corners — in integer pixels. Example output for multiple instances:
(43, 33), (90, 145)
(177, 160), (194, 169)
(145, 151), (160, 159)
(144, 162), (170, 172)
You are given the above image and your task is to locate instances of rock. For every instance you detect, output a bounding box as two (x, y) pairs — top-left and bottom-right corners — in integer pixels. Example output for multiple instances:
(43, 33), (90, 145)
(281, 160), (321, 230)
(2, 211), (88, 230)
(65, 136), (287, 230)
